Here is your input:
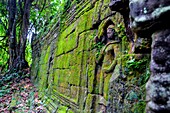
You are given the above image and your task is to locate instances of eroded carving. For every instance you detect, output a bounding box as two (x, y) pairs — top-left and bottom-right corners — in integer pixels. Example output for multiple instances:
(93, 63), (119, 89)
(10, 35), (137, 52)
(95, 22), (121, 113)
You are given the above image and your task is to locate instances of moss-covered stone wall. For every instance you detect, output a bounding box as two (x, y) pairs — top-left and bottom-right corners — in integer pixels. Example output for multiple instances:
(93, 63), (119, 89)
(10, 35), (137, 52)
(31, 0), (150, 112)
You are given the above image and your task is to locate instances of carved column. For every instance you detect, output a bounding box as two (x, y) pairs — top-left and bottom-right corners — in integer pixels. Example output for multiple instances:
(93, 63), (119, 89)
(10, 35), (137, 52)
(129, 0), (170, 112)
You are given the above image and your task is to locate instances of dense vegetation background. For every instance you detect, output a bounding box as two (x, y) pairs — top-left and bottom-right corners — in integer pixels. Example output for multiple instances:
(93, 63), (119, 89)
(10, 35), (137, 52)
(0, 0), (77, 73)
(0, 0), (77, 112)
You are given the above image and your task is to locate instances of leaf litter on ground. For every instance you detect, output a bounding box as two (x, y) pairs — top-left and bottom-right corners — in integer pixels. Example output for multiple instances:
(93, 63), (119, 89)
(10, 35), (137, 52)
(0, 69), (46, 113)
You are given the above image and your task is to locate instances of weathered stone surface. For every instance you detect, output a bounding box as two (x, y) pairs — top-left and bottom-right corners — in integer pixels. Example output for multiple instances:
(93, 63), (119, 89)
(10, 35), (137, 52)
(129, 0), (170, 112)
(109, 0), (134, 52)
(151, 30), (170, 73)
(109, 0), (129, 14)
(70, 86), (79, 102)
(130, 0), (170, 33)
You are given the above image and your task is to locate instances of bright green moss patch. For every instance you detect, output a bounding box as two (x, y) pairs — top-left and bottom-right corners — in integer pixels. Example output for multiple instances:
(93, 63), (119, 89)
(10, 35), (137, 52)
(57, 106), (68, 113)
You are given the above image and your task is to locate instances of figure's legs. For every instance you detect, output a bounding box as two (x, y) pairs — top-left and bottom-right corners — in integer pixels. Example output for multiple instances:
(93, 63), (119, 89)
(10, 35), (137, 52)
(104, 73), (112, 100)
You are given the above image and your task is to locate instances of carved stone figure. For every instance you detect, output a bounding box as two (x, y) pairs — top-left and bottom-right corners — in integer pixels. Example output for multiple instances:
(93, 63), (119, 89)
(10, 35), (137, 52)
(129, 0), (170, 112)
(95, 24), (121, 112)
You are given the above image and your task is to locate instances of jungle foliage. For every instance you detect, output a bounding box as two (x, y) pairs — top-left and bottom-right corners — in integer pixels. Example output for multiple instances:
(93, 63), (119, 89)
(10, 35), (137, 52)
(0, 0), (69, 73)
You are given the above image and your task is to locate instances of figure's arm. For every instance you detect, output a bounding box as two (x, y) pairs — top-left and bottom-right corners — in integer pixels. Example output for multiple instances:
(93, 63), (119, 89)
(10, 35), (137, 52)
(103, 58), (117, 73)
(103, 45), (119, 73)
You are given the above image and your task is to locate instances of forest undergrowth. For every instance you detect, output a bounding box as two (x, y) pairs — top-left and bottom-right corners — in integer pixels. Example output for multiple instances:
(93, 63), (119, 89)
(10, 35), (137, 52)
(0, 69), (46, 113)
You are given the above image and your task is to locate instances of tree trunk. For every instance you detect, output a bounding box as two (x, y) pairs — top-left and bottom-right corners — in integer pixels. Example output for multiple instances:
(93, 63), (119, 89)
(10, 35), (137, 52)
(8, 0), (17, 69)
(18, 0), (32, 69)
(8, 0), (32, 71)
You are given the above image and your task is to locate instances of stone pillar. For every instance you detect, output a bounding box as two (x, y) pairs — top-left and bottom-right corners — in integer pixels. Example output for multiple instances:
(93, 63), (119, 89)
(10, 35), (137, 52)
(129, 0), (170, 112)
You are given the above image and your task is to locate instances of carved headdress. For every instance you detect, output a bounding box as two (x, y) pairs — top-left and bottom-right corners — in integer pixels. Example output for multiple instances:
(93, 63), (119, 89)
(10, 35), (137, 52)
(107, 24), (115, 30)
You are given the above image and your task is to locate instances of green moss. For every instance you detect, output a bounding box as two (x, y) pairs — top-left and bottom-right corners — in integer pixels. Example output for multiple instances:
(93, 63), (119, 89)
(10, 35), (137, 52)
(59, 21), (77, 38)
(55, 54), (70, 69)
(44, 97), (58, 112)
(84, 10), (94, 30)
(65, 32), (78, 53)
(54, 54), (69, 69)
(77, 32), (86, 51)
(101, 8), (111, 20)
(37, 45), (52, 92)
(75, 8), (96, 34)
(84, 30), (97, 51)
(86, 49), (96, 93)
(53, 69), (59, 86)
(100, 0), (112, 20)
(31, 57), (39, 82)
(70, 86), (79, 103)
(78, 88), (88, 110)
(57, 106), (68, 113)
(58, 86), (71, 98)
(39, 52), (45, 65)
(47, 70), (54, 90)
(67, 109), (74, 113)
(88, 65), (95, 93)
(71, 48), (83, 66)
(55, 38), (65, 56)
(68, 52), (74, 66)
(57, 56), (64, 68)
(38, 63), (48, 92)
(58, 70), (69, 88)
(62, 54), (69, 68)
(75, 1), (92, 17)
(68, 66), (80, 86)
(92, 1), (100, 23)
(97, 20), (107, 38)
(85, 94), (94, 111)
(76, 15), (87, 34)
(44, 46), (51, 64)
(53, 57), (58, 69)
(66, 53), (71, 67)
(81, 53), (88, 87)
